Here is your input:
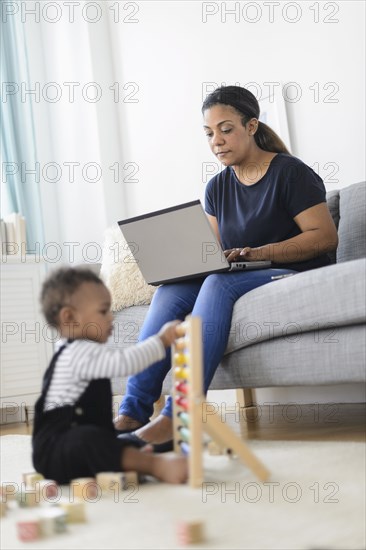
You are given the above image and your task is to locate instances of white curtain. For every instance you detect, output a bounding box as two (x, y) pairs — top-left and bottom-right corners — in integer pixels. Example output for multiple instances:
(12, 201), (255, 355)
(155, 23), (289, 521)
(1, 9), (44, 249)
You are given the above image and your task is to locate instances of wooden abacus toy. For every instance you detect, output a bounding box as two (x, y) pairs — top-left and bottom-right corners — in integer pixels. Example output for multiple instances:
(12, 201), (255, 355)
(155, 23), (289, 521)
(172, 316), (205, 488)
(172, 316), (270, 487)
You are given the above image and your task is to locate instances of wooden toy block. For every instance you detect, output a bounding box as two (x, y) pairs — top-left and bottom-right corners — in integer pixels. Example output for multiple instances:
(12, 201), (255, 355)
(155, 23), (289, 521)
(39, 508), (67, 536)
(0, 501), (7, 517)
(51, 509), (68, 533)
(39, 514), (56, 538)
(58, 497), (86, 523)
(37, 479), (59, 501)
(70, 477), (98, 499)
(96, 472), (122, 492)
(1, 482), (17, 502)
(177, 520), (205, 545)
(16, 518), (40, 542)
(121, 471), (138, 489)
(16, 489), (39, 507)
(22, 471), (44, 487)
(96, 471), (138, 493)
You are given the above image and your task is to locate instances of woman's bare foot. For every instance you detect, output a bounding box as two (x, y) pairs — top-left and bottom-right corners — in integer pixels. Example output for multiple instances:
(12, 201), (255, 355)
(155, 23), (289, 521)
(135, 415), (173, 444)
(121, 447), (187, 484)
(114, 414), (143, 431)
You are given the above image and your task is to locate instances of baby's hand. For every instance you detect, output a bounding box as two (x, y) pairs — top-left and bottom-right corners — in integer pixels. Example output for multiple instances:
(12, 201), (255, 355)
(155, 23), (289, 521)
(158, 321), (181, 348)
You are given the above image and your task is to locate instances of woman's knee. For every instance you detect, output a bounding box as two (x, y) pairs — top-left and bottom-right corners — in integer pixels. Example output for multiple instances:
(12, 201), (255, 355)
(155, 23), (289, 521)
(153, 284), (186, 304)
(152, 282), (200, 314)
(200, 273), (231, 294)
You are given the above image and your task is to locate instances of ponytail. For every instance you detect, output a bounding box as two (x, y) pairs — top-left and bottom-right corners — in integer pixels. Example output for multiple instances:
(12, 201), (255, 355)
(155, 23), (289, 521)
(254, 121), (290, 154)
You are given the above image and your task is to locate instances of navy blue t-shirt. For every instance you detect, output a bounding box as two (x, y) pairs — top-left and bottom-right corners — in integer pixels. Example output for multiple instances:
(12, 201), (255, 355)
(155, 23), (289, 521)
(205, 153), (331, 272)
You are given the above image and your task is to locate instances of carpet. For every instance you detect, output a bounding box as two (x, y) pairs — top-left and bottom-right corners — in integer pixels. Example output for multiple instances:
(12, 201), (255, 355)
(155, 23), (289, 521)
(0, 435), (365, 550)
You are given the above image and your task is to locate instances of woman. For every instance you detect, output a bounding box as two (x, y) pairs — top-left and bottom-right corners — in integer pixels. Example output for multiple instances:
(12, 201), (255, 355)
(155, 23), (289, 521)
(115, 86), (338, 449)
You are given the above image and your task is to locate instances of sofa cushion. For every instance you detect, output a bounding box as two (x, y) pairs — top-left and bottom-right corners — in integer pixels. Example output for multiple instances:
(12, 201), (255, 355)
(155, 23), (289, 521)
(225, 258), (366, 354)
(112, 324), (366, 394)
(212, 324), (366, 388)
(110, 305), (149, 347)
(337, 181), (366, 263)
(100, 224), (157, 311)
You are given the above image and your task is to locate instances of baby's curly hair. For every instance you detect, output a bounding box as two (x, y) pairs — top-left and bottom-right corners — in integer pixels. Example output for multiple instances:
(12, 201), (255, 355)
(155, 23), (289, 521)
(41, 266), (104, 327)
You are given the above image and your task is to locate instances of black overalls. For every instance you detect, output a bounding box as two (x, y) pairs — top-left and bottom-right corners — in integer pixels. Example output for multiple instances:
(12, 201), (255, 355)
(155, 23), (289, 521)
(32, 342), (134, 484)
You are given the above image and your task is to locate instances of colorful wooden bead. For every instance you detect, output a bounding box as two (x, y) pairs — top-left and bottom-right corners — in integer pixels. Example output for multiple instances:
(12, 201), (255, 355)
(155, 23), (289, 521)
(174, 366), (189, 380)
(174, 352), (188, 365)
(175, 396), (189, 410)
(178, 426), (190, 443)
(175, 381), (189, 394)
(179, 441), (190, 456)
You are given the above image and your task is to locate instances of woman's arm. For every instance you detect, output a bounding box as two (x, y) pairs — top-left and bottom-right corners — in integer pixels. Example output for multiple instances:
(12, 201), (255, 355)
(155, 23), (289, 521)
(240, 203), (339, 263)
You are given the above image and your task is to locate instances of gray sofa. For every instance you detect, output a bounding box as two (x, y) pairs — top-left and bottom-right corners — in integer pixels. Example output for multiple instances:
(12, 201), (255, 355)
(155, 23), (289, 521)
(106, 181), (366, 401)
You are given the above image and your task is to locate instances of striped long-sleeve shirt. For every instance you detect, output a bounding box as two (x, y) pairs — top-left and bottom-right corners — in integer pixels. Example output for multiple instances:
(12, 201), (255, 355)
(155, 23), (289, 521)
(44, 336), (166, 411)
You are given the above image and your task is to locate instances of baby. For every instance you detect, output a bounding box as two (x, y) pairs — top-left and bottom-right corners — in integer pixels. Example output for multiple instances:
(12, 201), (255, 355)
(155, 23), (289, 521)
(32, 267), (187, 484)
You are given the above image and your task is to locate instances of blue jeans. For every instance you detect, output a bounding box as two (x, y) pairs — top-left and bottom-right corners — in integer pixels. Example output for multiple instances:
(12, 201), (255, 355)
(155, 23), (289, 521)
(119, 268), (296, 421)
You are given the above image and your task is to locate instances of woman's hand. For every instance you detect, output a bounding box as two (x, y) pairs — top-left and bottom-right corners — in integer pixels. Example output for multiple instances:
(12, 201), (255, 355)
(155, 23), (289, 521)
(224, 247), (261, 262)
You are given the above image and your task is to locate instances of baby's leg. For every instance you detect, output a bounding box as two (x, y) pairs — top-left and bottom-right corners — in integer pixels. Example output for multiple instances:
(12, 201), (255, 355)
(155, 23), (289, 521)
(121, 447), (188, 484)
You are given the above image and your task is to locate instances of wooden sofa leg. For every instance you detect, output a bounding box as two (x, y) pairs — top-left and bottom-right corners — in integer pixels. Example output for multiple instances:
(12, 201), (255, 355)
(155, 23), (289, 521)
(236, 388), (259, 429)
(236, 388), (255, 408)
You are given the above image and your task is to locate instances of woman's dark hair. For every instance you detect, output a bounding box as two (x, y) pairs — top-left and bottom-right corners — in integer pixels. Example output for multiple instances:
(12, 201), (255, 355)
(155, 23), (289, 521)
(40, 266), (103, 327)
(202, 86), (290, 154)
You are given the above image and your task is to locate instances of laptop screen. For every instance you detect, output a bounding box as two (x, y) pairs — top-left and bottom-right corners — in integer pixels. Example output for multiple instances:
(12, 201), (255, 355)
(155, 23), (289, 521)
(118, 201), (229, 285)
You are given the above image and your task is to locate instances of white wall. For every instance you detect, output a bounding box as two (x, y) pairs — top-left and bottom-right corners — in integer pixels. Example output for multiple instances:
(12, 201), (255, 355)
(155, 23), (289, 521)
(110, 0), (365, 217)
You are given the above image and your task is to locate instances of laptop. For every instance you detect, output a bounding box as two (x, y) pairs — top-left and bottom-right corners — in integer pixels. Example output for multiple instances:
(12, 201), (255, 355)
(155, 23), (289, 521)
(118, 200), (272, 285)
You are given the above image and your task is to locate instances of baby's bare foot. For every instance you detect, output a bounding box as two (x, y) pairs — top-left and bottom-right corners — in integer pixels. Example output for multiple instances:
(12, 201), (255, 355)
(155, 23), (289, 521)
(114, 414), (143, 431)
(152, 454), (188, 484)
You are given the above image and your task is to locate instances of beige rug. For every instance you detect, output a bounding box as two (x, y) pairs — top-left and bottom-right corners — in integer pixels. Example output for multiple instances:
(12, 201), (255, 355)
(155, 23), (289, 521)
(1, 435), (365, 550)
